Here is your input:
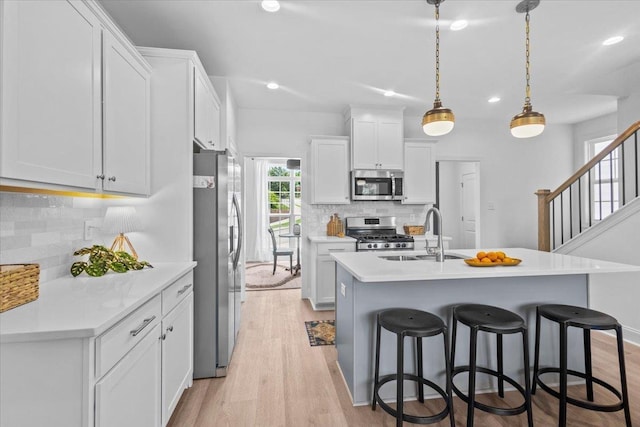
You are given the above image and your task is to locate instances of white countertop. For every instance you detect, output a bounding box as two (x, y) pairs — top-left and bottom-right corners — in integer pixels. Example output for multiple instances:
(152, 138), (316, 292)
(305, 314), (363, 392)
(332, 248), (640, 283)
(0, 262), (196, 343)
(307, 235), (357, 243)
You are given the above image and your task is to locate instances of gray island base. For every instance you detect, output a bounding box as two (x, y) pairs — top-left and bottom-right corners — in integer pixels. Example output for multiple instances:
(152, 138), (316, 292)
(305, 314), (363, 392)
(332, 248), (640, 406)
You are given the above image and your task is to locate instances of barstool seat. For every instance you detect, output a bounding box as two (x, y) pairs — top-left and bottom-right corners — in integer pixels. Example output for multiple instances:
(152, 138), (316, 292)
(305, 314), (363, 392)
(451, 304), (533, 427)
(372, 308), (455, 427)
(532, 304), (631, 427)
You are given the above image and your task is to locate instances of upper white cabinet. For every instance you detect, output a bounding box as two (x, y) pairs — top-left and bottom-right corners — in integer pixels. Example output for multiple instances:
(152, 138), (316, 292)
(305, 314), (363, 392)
(194, 67), (221, 150)
(402, 139), (436, 204)
(0, 0), (151, 196)
(346, 107), (404, 170)
(102, 30), (151, 195)
(308, 136), (350, 204)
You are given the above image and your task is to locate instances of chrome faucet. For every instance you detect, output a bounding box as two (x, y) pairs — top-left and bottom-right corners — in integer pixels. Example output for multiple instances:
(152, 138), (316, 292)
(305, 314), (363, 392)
(424, 207), (444, 262)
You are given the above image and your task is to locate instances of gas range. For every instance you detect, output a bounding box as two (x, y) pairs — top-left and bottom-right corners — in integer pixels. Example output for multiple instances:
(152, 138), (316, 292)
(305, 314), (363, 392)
(345, 216), (415, 252)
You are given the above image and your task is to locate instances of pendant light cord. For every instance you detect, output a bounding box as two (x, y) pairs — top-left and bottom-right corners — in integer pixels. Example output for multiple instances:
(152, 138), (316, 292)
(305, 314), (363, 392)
(524, 9), (531, 106)
(434, 1), (441, 103)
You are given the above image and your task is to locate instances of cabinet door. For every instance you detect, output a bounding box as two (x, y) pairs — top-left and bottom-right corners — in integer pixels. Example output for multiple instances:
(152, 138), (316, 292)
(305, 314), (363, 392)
(95, 324), (161, 427)
(102, 31), (150, 195)
(402, 141), (435, 204)
(316, 255), (337, 306)
(1, 0), (101, 189)
(210, 94), (222, 150)
(351, 119), (378, 169)
(161, 294), (193, 426)
(311, 138), (350, 204)
(377, 120), (404, 170)
(194, 70), (215, 149)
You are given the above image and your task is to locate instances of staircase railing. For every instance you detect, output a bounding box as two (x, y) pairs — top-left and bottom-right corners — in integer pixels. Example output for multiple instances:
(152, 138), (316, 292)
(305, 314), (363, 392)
(536, 120), (640, 251)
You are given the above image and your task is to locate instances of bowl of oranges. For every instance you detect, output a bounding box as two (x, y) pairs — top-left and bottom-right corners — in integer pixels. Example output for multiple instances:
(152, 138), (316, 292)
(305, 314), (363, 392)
(464, 251), (521, 267)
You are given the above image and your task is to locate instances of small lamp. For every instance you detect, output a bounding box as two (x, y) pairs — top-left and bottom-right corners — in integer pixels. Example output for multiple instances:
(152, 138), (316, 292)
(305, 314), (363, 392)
(102, 206), (141, 259)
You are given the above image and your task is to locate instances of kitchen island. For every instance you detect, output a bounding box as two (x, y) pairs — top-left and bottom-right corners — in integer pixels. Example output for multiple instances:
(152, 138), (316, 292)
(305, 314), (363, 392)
(332, 248), (640, 405)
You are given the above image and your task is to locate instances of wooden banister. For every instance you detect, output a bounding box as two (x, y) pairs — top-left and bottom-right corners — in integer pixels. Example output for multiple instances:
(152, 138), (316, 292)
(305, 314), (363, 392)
(548, 120), (640, 200)
(537, 120), (640, 251)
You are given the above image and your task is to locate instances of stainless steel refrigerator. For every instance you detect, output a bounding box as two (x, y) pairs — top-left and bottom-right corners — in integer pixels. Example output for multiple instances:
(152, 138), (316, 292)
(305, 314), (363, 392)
(193, 151), (243, 378)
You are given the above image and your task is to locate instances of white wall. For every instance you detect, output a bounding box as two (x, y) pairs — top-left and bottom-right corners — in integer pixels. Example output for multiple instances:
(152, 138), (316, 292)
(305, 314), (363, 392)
(405, 116), (574, 249)
(618, 93), (640, 132)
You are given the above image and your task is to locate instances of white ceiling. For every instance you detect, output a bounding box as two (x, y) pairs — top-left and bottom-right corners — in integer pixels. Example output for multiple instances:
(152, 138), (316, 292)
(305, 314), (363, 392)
(99, 0), (640, 125)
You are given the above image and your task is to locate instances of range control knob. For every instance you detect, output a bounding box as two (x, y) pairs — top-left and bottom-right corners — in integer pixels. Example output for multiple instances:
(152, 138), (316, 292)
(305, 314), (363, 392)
(401, 243), (407, 248)
(373, 243), (378, 249)
(384, 243), (390, 248)
(395, 243), (401, 248)
(367, 244), (373, 249)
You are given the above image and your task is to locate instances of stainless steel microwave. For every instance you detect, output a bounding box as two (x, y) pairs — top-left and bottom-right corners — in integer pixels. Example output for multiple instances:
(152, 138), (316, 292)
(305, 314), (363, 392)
(351, 170), (404, 201)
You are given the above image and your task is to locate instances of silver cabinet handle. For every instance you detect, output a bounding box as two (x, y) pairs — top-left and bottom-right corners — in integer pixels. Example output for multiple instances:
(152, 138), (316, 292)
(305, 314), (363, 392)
(130, 315), (156, 337)
(96, 174), (105, 180)
(329, 248), (346, 252)
(177, 284), (192, 295)
(159, 334), (166, 341)
(108, 176), (116, 182)
(166, 326), (174, 333)
(208, 140), (213, 145)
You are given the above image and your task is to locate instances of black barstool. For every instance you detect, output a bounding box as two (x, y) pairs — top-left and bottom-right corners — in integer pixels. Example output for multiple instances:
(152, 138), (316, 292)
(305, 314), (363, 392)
(532, 304), (632, 427)
(450, 304), (533, 427)
(372, 308), (455, 427)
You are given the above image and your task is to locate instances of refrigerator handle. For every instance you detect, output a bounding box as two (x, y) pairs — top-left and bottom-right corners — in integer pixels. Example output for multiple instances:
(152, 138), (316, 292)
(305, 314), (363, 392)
(232, 193), (243, 270)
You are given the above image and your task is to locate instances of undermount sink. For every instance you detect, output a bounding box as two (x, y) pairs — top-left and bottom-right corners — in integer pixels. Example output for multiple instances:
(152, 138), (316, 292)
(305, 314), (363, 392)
(379, 254), (465, 261)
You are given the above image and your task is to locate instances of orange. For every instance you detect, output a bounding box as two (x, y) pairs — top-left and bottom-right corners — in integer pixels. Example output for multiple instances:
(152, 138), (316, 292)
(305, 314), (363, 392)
(496, 251), (505, 260)
(487, 252), (498, 261)
(503, 257), (513, 263)
(481, 257), (492, 263)
(476, 251), (487, 260)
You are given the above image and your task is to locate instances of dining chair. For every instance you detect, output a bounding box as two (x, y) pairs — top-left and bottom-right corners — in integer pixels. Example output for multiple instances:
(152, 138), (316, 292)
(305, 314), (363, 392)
(268, 228), (294, 275)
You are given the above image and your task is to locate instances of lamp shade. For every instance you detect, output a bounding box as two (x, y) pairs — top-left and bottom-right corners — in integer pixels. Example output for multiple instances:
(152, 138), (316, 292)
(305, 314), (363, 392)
(102, 206), (141, 234)
(422, 104), (455, 136)
(510, 107), (545, 138)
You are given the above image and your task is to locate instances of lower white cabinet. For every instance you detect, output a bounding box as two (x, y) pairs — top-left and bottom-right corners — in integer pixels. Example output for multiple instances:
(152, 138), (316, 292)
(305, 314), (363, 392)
(161, 295), (194, 425)
(95, 324), (162, 427)
(308, 239), (356, 309)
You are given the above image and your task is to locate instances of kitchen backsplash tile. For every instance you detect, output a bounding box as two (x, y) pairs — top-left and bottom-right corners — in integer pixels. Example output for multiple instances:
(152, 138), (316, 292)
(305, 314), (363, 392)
(0, 193), (104, 283)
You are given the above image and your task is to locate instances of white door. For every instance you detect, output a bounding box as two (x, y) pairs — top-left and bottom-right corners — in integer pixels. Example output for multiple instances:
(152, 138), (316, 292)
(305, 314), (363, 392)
(461, 172), (477, 248)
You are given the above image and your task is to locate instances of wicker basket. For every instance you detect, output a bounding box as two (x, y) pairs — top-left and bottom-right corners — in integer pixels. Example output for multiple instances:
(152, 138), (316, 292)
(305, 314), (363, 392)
(0, 264), (40, 313)
(403, 225), (425, 235)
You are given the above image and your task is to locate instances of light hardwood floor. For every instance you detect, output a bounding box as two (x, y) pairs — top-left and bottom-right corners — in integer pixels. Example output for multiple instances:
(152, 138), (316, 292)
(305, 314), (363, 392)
(168, 289), (638, 426)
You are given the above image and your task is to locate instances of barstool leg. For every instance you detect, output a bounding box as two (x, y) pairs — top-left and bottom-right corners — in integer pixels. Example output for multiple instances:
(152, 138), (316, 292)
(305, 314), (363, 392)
(522, 328), (534, 427)
(443, 328), (455, 427)
(396, 333), (405, 427)
(497, 333), (504, 398)
(615, 325), (632, 427)
(416, 336), (424, 403)
(450, 313), (458, 373)
(559, 323), (568, 427)
(372, 318), (382, 411)
(532, 307), (541, 395)
(467, 326), (478, 427)
(583, 329), (594, 402)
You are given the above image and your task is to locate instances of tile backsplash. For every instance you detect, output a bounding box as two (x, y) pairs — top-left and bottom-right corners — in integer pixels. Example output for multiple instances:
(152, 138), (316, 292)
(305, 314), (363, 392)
(0, 193), (104, 283)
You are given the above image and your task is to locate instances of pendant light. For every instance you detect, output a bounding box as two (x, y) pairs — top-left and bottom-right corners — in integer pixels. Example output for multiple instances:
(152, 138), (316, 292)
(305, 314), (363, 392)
(510, 0), (545, 138)
(422, 0), (455, 136)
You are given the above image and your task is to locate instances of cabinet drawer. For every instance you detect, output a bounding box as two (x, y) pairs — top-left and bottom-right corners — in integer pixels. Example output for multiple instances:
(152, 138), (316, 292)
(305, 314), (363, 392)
(317, 243), (355, 255)
(162, 271), (193, 316)
(96, 295), (161, 378)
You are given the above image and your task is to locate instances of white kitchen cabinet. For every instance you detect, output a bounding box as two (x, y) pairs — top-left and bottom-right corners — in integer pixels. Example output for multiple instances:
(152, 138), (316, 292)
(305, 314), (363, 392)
(0, 264), (195, 427)
(308, 238), (356, 309)
(347, 107), (404, 170)
(0, 0), (151, 196)
(402, 139), (436, 204)
(95, 323), (162, 427)
(194, 67), (222, 150)
(102, 30), (151, 195)
(309, 136), (350, 204)
(161, 294), (194, 426)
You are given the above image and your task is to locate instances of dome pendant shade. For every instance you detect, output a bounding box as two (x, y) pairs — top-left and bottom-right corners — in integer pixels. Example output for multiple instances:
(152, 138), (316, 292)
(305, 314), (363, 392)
(510, 104), (545, 138)
(422, 101), (455, 136)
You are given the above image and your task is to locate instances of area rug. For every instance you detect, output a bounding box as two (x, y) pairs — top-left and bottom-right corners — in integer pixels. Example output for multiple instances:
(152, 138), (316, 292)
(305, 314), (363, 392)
(245, 262), (300, 290)
(305, 320), (335, 346)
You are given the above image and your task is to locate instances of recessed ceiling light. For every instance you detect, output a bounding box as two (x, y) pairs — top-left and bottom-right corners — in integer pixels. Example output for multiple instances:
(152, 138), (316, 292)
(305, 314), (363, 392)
(266, 82), (279, 90)
(383, 90), (396, 97)
(261, 1), (280, 12)
(450, 20), (468, 31)
(488, 96), (501, 103)
(602, 36), (624, 46)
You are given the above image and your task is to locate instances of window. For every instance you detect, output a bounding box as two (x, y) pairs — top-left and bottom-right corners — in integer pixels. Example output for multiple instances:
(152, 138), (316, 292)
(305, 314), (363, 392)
(587, 135), (618, 221)
(267, 161), (301, 249)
